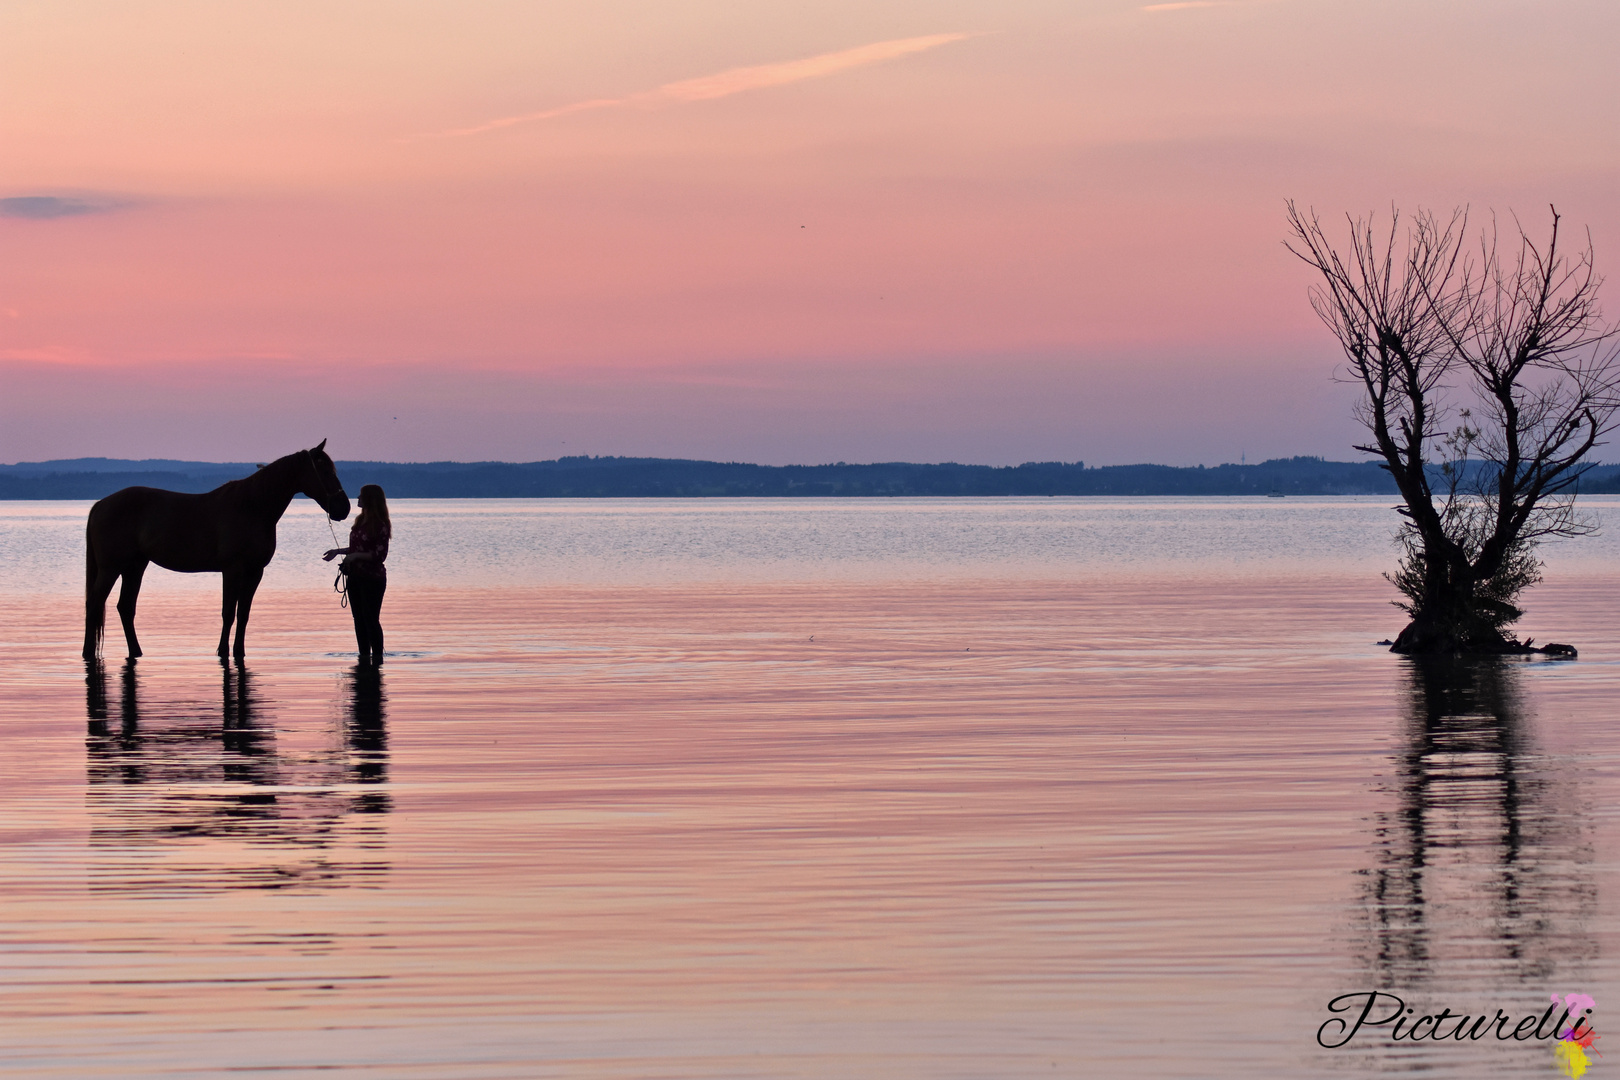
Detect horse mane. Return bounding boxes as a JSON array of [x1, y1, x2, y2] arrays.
[[213, 450, 305, 498]]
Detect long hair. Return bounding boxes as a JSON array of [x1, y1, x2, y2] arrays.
[[355, 484, 391, 538]]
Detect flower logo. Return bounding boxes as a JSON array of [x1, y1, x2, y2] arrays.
[[1554, 994, 1599, 1078]]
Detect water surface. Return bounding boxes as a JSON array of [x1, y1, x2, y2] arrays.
[[2, 498, 1617, 1077]]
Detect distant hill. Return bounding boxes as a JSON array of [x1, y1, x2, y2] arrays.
[[0, 459, 255, 500], [6, 454, 1618, 500], [1573, 468, 1620, 494], [0, 454, 1427, 499]]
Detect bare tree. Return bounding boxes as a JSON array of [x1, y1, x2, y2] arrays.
[[1287, 203, 1620, 653]]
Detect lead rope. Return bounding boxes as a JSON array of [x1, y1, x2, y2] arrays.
[[333, 535, 350, 609], [306, 450, 350, 608], [325, 497, 347, 609]]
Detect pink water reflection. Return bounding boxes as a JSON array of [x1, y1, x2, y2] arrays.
[[0, 571, 1616, 1077]]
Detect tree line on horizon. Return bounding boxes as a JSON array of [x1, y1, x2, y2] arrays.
[[0, 454, 1418, 499], [8, 453, 1620, 500]]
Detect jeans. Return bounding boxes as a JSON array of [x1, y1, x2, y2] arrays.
[[347, 573, 386, 662]]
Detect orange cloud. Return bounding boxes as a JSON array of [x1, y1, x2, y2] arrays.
[[421, 32, 973, 139]]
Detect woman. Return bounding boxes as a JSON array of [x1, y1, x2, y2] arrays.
[[323, 484, 391, 664]]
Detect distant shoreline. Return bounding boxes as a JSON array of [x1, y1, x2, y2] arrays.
[[6, 455, 1620, 500]]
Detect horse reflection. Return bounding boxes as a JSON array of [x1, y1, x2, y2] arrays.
[[83, 660, 390, 892], [85, 660, 274, 789], [1356, 657, 1595, 987]]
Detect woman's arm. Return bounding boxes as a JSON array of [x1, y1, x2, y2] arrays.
[[326, 530, 386, 563]]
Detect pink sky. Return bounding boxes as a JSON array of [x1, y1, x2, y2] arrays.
[[3, 0, 1618, 465]]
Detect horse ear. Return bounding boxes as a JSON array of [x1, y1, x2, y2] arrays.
[[314, 438, 327, 453]]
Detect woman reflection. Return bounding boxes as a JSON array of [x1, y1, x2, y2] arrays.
[[324, 483, 391, 665], [346, 663, 390, 813]]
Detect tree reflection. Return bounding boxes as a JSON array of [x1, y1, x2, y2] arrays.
[[83, 660, 391, 893], [1357, 656, 1595, 988]]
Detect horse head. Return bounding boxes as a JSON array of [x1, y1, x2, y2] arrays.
[[303, 439, 351, 521]]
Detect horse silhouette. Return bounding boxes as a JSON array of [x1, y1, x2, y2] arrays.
[[84, 441, 350, 660]]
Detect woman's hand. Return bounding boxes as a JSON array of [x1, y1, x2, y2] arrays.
[[322, 548, 344, 561]]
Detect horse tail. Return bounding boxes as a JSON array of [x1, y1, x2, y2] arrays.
[[85, 524, 104, 656]]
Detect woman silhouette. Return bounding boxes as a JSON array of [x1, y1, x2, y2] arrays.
[[324, 484, 391, 664]]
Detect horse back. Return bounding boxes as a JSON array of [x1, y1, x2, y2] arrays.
[[88, 486, 275, 574]]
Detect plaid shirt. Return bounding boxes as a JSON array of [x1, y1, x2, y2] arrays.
[[347, 521, 389, 580]]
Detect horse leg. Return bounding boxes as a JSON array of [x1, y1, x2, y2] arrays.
[[232, 567, 264, 659], [218, 573, 240, 658], [84, 550, 118, 662], [115, 560, 148, 659]]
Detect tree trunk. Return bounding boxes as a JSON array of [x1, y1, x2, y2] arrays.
[[1391, 612, 1515, 655], [1390, 560, 1520, 654]]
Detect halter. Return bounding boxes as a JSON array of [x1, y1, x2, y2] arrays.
[[303, 449, 347, 519]]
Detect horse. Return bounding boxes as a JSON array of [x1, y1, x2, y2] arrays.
[[83, 441, 350, 661]]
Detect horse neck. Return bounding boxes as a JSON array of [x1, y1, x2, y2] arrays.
[[242, 455, 306, 521]]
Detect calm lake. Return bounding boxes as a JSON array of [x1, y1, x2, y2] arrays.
[[2, 497, 1618, 1078]]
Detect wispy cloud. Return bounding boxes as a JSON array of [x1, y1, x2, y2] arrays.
[[1141, 0, 1279, 10], [420, 32, 973, 139], [0, 195, 129, 220]]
